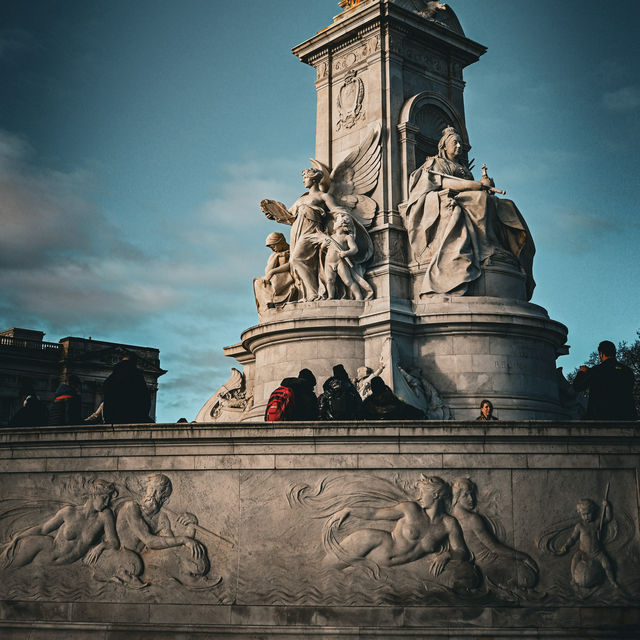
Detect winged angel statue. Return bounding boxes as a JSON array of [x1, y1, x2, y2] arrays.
[[260, 125, 381, 303]]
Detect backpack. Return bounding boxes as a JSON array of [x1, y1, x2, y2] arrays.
[[264, 385, 296, 422]]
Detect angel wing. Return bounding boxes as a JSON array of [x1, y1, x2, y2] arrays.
[[310, 124, 382, 228]]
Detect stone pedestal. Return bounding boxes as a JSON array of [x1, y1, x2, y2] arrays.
[[228, 295, 567, 421], [1, 422, 639, 639]]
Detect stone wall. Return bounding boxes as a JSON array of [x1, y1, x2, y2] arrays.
[[1, 422, 639, 639]]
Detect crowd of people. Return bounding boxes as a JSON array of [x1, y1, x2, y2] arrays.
[[264, 339, 637, 423], [6, 339, 637, 426], [7, 353, 152, 427]]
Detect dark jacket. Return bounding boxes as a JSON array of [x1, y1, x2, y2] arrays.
[[282, 377, 318, 421], [50, 383, 82, 426], [318, 376, 363, 420], [103, 360, 151, 424], [362, 385, 426, 421], [573, 358, 637, 420], [9, 395, 49, 427]]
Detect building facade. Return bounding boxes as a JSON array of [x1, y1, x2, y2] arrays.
[[0, 327, 166, 425]]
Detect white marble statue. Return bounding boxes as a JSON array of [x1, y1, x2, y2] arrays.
[[323, 213, 374, 300], [253, 232, 297, 314], [403, 126, 535, 300], [261, 125, 381, 302]]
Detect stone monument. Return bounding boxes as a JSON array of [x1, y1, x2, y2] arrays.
[[3, 3, 638, 639], [198, 0, 570, 422]]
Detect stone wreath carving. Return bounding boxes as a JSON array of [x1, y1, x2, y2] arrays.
[[336, 70, 365, 130]]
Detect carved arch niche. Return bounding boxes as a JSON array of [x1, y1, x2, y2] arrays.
[[397, 93, 469, 199]]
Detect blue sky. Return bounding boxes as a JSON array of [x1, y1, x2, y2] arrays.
[[1, 1, 638, 422]]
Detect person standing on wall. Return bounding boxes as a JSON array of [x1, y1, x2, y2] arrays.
[[573, 340, 637, 420], [103, 353, 152, 424]]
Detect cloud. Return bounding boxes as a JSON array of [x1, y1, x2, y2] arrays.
[[602, 85, 640, 112], [536, 208, 623, 254], [0, 130, 302, 420]]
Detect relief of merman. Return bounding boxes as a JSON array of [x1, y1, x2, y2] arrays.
[[322, 475, 480, 590]]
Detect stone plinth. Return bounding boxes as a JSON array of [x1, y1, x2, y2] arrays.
[[1, 422, 639, 639], [411, 297, 569, 420], [227, 296, 568, 421]]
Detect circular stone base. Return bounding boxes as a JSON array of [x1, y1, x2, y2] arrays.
[[234, 296, 570, 422]]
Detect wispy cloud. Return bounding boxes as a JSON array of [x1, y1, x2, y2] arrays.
[[0, 130, 302, 420], [537, 208, 625, 254], [602, 85, 640, 112]]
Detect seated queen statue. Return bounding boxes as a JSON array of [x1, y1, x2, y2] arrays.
[[403, 126, 535, 300]]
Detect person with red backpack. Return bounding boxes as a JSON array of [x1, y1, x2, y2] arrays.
[[265, 369, 318, 422]]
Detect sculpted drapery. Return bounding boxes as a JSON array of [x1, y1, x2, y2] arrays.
[[404, 127, 535, 299]]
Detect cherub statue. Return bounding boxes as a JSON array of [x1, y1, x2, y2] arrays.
[[261, 124, 381, 302], [323, 213, 374, 300]]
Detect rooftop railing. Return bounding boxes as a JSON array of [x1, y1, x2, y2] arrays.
[[0, 335, 62, 354]]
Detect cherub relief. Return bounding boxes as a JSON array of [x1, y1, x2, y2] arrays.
[[261, 125, 380, 302], [537, 485, 633, 595]]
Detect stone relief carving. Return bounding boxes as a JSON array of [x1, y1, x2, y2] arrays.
[[261, 124, 381, 302], [290, 474, 481, 593], [195, 368, 252, 422], [537, 485, 632, 596], [451, 477, 540, 599], [0, 474, 230, 594], [315, 60, 328, 81], [396, 363, 451, 419], [336, 70, 365, 130], [332, 37, 378, 76], [0, 478, 119, 570]]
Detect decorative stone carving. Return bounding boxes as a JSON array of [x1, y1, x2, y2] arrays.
[[0, 478, 119, 569], [195, 368, 252, 422], [451, 477, 540, 598], [396, 363, 451, 419], [401, 126, 536, 300], [315, 60, 328, 81], [353, 359, 386, 399], [253, 232, 297, 315], [289, 473, 481, 592], [261, 124, 381, 302], [537, 486, 629, 594], [0, 474, 227, 591], [336, 70, 365, 130]]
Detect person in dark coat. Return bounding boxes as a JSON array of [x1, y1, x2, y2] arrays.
[[475, 399, 498, 421], [291, 368, 319, 421], [8, 382, 49, 427], [103, 353, 152, 424], [50, 375, 83, 426], [318, 364, 363, 420], [362, 376, 426, 420], [573, 340, 637, 420]]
